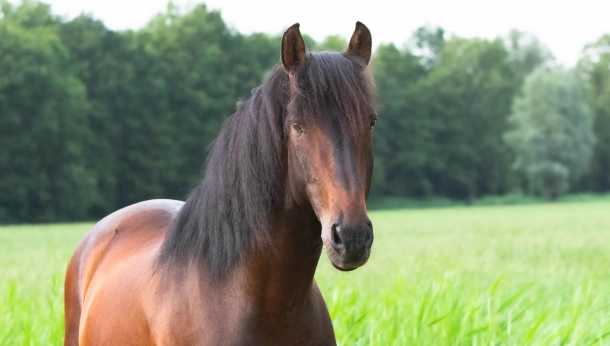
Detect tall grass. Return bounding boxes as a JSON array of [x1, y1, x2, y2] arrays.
[[316, 202, 610, 345], [1, 202, 610, 345], [0, 224, 89, 345], [367, 192, 610, 210]]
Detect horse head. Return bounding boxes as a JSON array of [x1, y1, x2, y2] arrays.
[[282, 22, 376, 271]]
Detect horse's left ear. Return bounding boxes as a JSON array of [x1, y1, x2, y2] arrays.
[[347, 21, 372, 66]]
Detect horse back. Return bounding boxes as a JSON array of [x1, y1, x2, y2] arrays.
[[64, 199, 183, 346]]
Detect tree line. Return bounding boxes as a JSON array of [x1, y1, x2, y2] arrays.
[[0, 0, 608, 223]]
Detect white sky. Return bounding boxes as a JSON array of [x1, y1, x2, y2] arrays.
[[42, 0, 610, 66]]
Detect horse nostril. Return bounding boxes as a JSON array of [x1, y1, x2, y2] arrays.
[[331, 223, 345, 251], [365, 221, 374, 249]]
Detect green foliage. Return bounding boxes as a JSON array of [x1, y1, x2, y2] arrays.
[[0, 0, 59, 29], [1, 1, 609, 222], [409, 25, 445, 70], [370, 42, 429, 196], [505, 29, 554, 88], [0, 10, 94, 222], [578, 34, 610, 192], [3, 202, 610, 344], [368, 192, 610, 210], [372, 32, 517, 200], [315, 35, 348, 52], [367, 196, 457, 210], [423, 37, 516, 199], [504, 67, 595, 200], [0, 1, 278, 222], [135, 4, 277, 202]]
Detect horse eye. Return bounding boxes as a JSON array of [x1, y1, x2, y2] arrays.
[[292, 122, 303, 134], [370, 116, 377, 131]]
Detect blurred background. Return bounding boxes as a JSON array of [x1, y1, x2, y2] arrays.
[[1, 0, 609, 224]]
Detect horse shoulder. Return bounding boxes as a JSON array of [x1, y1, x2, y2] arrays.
[[70, 199, 183, 344]]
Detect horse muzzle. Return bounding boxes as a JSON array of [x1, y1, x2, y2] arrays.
[[322, 217, 373, 271]]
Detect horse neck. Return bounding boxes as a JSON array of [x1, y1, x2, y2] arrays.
[[234, 198, 323, 319]]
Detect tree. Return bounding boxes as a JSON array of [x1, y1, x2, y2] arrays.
[[0, 1, 280, 223], [0, 4, 94, 222], [504, 67, 595, 200], [505, 29, 554, 88], [371, 31, 518, 200], [578, 34, 610, 192], [315, 35, 347, 51], [408, 25, 445, 70], [138, 3, 278, 202], [370, 43, 429, 196], [420, 37, 516, 199], [58, 15, 134, 217], [0, 0, 58, 29], [369, 26, 446, 198]]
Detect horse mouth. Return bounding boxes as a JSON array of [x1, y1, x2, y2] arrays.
[[323, 240, 370, 271], [329, 260, 359, 272]]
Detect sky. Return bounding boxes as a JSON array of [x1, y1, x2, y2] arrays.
[[41, 0, 610, 66]]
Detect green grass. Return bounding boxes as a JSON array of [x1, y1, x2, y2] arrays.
[[318, 202, 610, 345], [2, 202, 610, 345], [367, 192, 610, 210], [0, 223, 88, 345]]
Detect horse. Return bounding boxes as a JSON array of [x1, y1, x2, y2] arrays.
[[64, 22, 376, 346]]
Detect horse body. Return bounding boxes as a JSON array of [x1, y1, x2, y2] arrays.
[[65, 22, 375, 345], [65, 199, 334, 345], [65, 200, 177, 345]]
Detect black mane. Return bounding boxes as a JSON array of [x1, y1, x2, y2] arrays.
[[158, 51, 374, 280]]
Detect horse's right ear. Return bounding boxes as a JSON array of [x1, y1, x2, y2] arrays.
[[281, 23, 306, 71]]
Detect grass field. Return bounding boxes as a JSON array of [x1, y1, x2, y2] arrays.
[[1, 201, 609, 345]]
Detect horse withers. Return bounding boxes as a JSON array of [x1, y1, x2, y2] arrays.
[[64, 22, 377, 345]]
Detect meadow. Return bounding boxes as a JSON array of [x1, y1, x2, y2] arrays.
[[1, 201, 609, 345]]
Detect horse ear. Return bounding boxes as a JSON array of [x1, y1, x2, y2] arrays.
[[281, 23, 306, 70], [347, 21, 372, 66]]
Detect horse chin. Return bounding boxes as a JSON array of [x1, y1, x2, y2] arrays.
[[322, 240, 368, 272], [329, 260, 359, 272]]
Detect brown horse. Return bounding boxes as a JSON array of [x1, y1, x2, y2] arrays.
[[64, 22, 376, 346]]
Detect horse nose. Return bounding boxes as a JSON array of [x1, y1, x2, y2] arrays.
[[330, 223, 345, 253], [330, 219, 373, 255]]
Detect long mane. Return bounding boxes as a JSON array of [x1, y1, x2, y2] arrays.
[[158, 51, 374, 280]]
